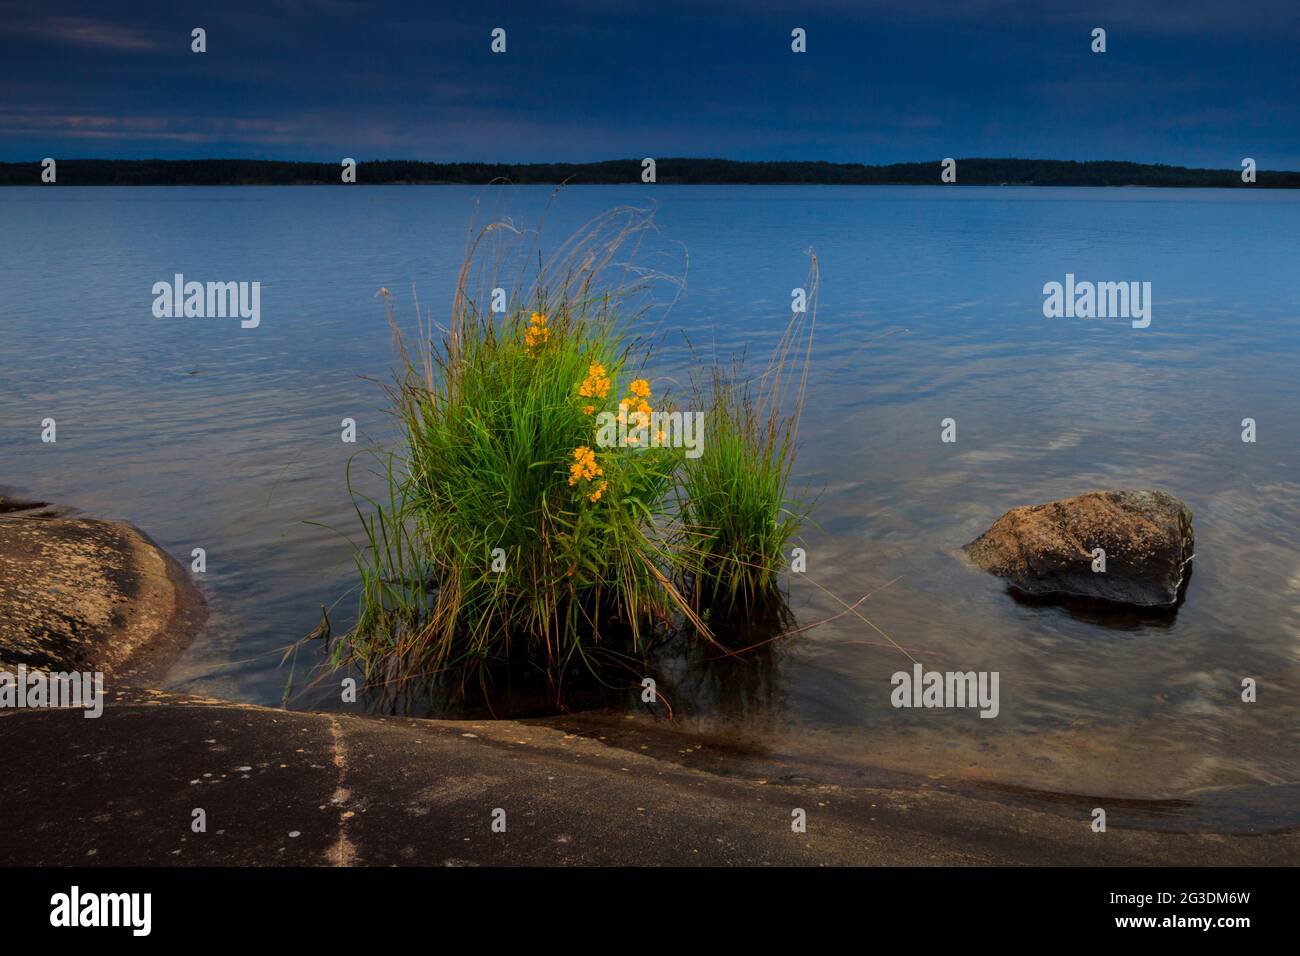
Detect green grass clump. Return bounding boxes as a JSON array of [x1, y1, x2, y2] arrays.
[[339, 210, 704, 692], [676, 366, 801, 617], [337, 210, 815, 696], [676, 259, 816, 620]]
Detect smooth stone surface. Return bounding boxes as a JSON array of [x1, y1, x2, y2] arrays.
[[0, 690, 1291, 866]]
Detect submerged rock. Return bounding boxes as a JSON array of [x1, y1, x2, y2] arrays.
[[965, 490, 1194, 607], [0, 493, 61, 518]]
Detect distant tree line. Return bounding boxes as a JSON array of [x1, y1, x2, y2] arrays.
[[2, 157, 1296, 187]]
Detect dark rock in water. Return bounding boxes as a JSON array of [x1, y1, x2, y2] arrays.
[[0, 494, 62, 518], [965, 490, 1194, 607]]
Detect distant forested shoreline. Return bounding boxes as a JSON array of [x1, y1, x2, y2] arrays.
[[3, 157, 1297, 187]]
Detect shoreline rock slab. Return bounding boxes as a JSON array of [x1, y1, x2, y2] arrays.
[[1, 692, 1291, 866], [0, 511, 206, 677], [965, 490, 1194, 607]]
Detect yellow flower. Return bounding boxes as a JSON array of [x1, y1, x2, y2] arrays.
[[567, 446, 602, 485], [583, 405, 595, 415], [525, 325, 549, 347], [578, 362, 611, 400], [524, 312, 549, 349], [629, 378, 652, 399], [588, 480, 608, 503], [636, 400, 652, 417]]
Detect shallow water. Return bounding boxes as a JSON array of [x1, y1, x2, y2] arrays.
[[2, 185, 1297, 816]]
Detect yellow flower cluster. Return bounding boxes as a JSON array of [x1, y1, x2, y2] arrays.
[[565, 373, 659, 504], [567, 445, 603, 486], [616, 378, 655, 444], [524, 312, 549, 348], [627, 378, 653, 417], [577, 362, 611, 415], [567, 446, 607, 502]]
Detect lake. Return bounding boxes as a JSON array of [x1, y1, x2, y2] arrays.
[[2, 184, 1297, 826]]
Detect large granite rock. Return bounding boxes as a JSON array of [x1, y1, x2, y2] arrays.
[[0, 497, 205, 676], [965, 490, 1194, 607]]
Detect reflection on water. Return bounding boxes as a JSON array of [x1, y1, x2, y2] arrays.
[[1001, 567, 1190, 627], [650, 630, 792, 726], [2, 185, 1298, 818]]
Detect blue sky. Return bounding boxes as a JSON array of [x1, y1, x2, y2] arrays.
[[2, 0, 1298, 168]]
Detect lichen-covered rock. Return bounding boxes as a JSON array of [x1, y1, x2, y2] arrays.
[[0, 509, 205, 675], [965, 490, 1194, 607]]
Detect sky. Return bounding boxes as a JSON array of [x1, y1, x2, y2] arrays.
[[2, 0, 1298, 168]]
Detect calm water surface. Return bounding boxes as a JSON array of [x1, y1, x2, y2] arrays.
[[3, 185, 1297, 819]]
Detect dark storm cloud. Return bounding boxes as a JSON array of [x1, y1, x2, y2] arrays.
[[1, 0, 1297, 167]]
